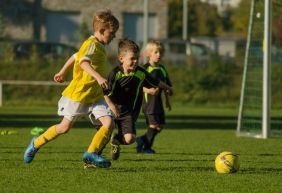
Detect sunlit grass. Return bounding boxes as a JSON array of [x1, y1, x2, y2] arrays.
[[0, 128, 282, 193]]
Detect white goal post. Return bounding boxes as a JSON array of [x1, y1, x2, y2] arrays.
[[237, 0, 272, 139]]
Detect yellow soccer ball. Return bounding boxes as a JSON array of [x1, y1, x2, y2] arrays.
[[215, 151, 240, 174]]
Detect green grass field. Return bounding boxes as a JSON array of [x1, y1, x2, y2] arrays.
[[1, 105, 282, 193], [1, 127, 282, 193]]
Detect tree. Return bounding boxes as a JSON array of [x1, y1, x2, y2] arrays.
[[0, 13, 5, 40], [273, 13, 282, 44], [168, 0, 222, 38], [230, 1, 251, 36], [77, 21, 91, 42]]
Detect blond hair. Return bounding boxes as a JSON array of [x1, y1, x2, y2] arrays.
[[118, 38, 140, 57], [93, 10, 119, 32], [145, 40, 165, 57]]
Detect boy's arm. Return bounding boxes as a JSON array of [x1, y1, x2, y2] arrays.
[[54, 54, 75, 83], [104, 95, 120, 118], [164, 91, 172, 111], [158, 81, 173, 96], [80, 60, 108, 89], [103, 69, 120, 118], [142, 67, 173, 96]]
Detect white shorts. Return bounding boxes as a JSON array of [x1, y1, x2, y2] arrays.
[[58, 96, 114, 121]]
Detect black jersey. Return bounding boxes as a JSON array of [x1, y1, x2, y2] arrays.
[[142, 63, 172, 114], [104, 65, 160, 118]]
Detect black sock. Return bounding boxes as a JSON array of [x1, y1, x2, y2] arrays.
[[144, 127, 160, 149], [112, 133, 125, 145]]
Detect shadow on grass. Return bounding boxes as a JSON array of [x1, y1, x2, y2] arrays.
[[0, 114, 238, 129], [240, 167, 282, 174], [110, 166, 214, 173], [2, 114, 282, 129]]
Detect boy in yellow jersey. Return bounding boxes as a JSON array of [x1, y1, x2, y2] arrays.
[[24, 10, 119, 168]]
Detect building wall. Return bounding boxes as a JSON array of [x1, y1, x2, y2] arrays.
[[200, 0, 241, 13], [3, 0, 168, 47]]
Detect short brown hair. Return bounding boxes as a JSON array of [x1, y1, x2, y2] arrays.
[[118, 38, 140, 56], [93, 10, 119, 32], [145, 40, 165, 56]]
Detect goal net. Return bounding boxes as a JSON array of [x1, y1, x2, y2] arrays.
[[237, 0, 273, 138]]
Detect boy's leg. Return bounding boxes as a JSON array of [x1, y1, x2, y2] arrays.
[[34, 118, 73, 148], [136, 115, 151, 153], [110, 120, 124, 160], [143, 126, 161, 152], [88, 113, 105, 155], [24, 118, 72, 163], [83, 115, 113, 168], [87, 120, 113, 153], [110, 132, 122, 160], [138, 114, 164, 153], [83, 99, 115, 168], [111, 116, 135, 160]]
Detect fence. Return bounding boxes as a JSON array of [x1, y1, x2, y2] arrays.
[[0, 80, 68, 106]]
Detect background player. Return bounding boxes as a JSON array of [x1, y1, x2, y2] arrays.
[[136, 40, 173, 154]]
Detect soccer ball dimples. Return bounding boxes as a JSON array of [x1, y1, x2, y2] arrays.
[[215, 151, 240, 174]]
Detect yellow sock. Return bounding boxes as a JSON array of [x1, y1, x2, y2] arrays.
[[87, 126, 112, 153], [34, 125, 59, 148]]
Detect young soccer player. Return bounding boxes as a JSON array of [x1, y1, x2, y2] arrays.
[[136, 40, 173, 154], [93, 38, 173, 160], [24, 10, 119, 168]]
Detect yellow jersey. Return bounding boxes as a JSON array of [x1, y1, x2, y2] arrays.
[[62, 36, 108, 103]]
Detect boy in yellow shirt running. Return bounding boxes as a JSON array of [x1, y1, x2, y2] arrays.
[[24, 10, 119, 168]]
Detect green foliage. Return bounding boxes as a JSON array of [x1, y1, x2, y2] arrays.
[[0, 13, 5, 40], [1, 128, 282, 193], [168, 0, 227, 38], [0, 58, 67, 81], [230, 1, 251, 36], [0, 55, 280, 107], [272, 13, 282, 44], [77, 21, 91, 42], [165, 56, 242, 104], [0, 57, 71, 106]]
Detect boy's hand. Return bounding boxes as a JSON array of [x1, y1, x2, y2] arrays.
[[166, 87, 173, 96], [54, 72, 65, 83], [109, 103, 120, 118], [144, 87, 159, 95], [166, 101, 172, 111], [104, 95, 119, 118], [150, 88, 159, 95], [96, 76, 108, 90]]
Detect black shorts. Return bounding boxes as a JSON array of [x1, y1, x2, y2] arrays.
[[144, 113, 165, 125], [115, 114, 136, 135]]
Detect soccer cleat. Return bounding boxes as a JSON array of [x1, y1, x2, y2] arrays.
[[136, 137, 144, 153], [110, 142, 121, 160], [83, 163, 97, 169], [97, 148, 104, 155], [142, 148, 156, 154], [24, 137, 39, 163], [82, 152, 111, 168]]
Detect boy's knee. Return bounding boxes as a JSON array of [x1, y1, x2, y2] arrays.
[[124, 134, 136, 145], [150, 124, 163, 131], [56, 125, 70, 134], [99, 116, 114, 130], [56, 121, 72, 134]]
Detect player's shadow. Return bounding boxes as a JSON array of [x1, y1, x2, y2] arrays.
[[240, 167, 282, 174], [110, 166, 214, 173]]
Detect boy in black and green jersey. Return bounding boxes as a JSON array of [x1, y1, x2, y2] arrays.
[[98, 38, 173, 160], [136, 40, 173, 154]]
